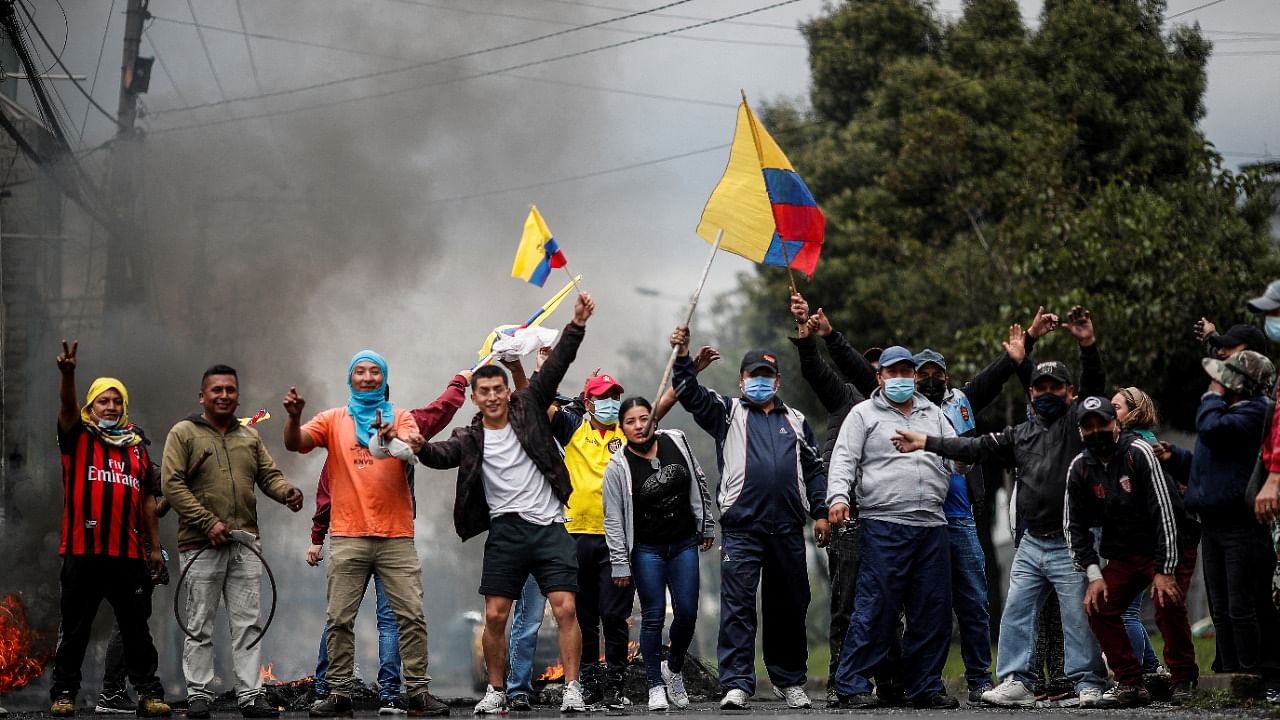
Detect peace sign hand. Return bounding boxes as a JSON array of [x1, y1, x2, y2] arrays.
[[56, 340, 78, 375]]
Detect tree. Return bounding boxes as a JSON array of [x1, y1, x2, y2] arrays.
[[731, 0, 1278, 430]]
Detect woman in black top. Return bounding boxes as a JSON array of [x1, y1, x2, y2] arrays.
[[602, 398, 714, 711]]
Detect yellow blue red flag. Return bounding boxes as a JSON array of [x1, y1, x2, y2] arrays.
[[512, 205, 568, 287], [478, 276, 580, 359], [696, 99, 825, 278]]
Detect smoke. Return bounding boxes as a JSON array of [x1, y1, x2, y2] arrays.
[[0, 0, 662, 703]]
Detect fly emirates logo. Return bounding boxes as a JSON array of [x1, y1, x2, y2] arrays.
[[89, 458, 142, 490]]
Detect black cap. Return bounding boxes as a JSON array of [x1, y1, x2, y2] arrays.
[[1209, 324, 1266, 353], [1030, 360, 1072, 386], [740, 349, 780, 374], [1077, 396, 1116, 425]]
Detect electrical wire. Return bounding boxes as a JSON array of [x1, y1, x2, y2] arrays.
[[185, 0, 230, 103], [149, 0, 705, 117], [147, 0, 804, 135], [14, 0, 124, 132], [78, 0, 116, 142], [536, 0, 798, 30], [144, 32, 191, 108]]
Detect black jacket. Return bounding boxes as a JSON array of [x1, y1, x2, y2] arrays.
[[790, 333, 866, 464], [925, 343, 1106, 535], [1181, 393, 1270, 525], [1065, 433, 1182, 575], [417, 321, 583, 541]]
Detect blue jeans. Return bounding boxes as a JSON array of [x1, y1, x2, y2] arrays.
[[948, 518, 993, 689], [314, 573, 403, 700], [632, 537, 701, 688], [995, 534, 1105, 691], [505, 575, 546, 697], [835, 519, 951, 700], [1122, 594, 1160, 672]]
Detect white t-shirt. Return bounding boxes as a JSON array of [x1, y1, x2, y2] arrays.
[[481, 424, 564, 525]]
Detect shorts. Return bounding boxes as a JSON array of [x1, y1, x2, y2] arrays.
[[479, 514, 579, 598]]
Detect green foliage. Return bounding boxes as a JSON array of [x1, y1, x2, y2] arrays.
[[734, 0, 1279, 429]]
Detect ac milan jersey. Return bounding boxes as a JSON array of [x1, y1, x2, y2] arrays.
[[57, 422, 155, 558]]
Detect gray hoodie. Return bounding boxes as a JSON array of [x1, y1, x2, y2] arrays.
[[827, 389, 956, 527], [602, 429, 716, 578]]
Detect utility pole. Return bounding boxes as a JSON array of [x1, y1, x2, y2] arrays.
[[103, 0, 149, 322]]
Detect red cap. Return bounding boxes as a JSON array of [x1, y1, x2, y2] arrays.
[[583, 374, 624, 398]]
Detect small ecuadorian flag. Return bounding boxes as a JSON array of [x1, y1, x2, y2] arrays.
[[696, 97, 825, 278], [512, 205, 568, 288]]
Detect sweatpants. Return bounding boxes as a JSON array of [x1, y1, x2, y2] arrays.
[[718, 527, 810, 695], [834, 519, 951, 701]]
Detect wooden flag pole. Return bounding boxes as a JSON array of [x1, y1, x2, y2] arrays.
[[652, 229, 725, 410], [562, 265, 585, 294]]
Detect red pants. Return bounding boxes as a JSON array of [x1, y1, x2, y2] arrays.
[[1086, 548, 1198, 685]]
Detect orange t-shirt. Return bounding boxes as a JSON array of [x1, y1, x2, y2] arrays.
[[302, 407, 417, 539]]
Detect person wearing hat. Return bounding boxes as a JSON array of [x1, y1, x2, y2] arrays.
[[910, 323, 1035, 704], [825, 345, 960, 709], [669, 324, 828, 710], [787, 292, 893, 705], [49, 341, 171, 719], [1064, 397, 1194, 707], [1247, 280, 1280, 527], [893, 306, 1109, 708], [1168, 349, 1280, 699], [546, 370, 633, 710], [1194, 320, 1267, 360]]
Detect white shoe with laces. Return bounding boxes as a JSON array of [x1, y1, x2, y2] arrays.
[[1078, 686, 1105, 707], [981, 678, 1036, 707], [561, 680, 587, 713], [473, 686, 505, 715], [647, 686, 668, 712], [660, 661, 689, 709], [720, 689, 750, 710], [778, 686, 812, 709]]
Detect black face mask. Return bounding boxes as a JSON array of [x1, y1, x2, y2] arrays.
[[1032, 394, 1070, 423], [627, 435, 657, 454], [918, 377, 947, 405], [1083, 430, 1118, 457]]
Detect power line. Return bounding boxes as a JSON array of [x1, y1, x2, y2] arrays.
[[77, 0, 115, 142], [185, 0, 230, 103], [147, 0, 803, 135], [149, 0, 704, 117], [14, 0, 124, 132], [144, 32, 191, 107], [537, 0, 799, 30], [233, 0, 266, 93]]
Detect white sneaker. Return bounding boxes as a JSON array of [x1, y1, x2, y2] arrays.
[[647, 686, 668, 712], [473, 685, 505, 715], [561, 680, 587, 713], [981, 678, 1036, 707], [1078, 686, 1105, 708], [778, 686, 811, 709], [660, 661, 689, 709], [720, 689, 750, 710]]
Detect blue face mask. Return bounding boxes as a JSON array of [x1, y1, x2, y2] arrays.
[[742, 376, 777, 405], [883, 377, 916, 403], [1266, 317, 1280, 344], [96, 415, 119, 430], [591, 398, 621, 426]]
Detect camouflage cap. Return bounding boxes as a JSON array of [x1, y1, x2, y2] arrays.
[[1202, 350, 1276, 395]]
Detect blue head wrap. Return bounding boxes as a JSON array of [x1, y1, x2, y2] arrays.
[[347, 350, 394, 448]]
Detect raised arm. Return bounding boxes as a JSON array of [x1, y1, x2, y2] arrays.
[[527, 293, 594, 410], [282, 386, 316, 453], [655, 346, 720, 422], [57, 340, 79, 432], [1064, 306, 1105, 398], [792, 332, 860, 415], [410, 371, 471, 438], [670, 326, 731, 440], [960, 324, 1026, 415]]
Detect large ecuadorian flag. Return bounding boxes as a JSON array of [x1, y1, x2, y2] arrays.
[[696, 99, 825, 278], [512, 205, 568, 287]]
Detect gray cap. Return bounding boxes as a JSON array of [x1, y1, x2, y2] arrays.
[[913, 348, 947, 372], [1247, 280, 1280, 313], [1202, 350, 1276, 394]]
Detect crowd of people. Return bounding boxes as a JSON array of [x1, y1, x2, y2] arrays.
[[42, 278, 1280, 716]]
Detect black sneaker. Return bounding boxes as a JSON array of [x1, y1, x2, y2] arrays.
[[507, 694, 533, 712], [240, 695, 279, 718], [95, 689, 135, 714], [187, 697, 212, 719], [405, 692, 449, 717], [1170, 681, 1197, 705], [379, 697, 408, 715], [837, 693, 878, 709], [602, 673, 624, 712], [308, 694, 353, 719], [1097, 684, 1151, 708], [967, 684, 993, 704], [913, 693, 959, 709]]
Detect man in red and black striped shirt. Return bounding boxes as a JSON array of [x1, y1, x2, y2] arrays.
[[48, 341, 171, 718]]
